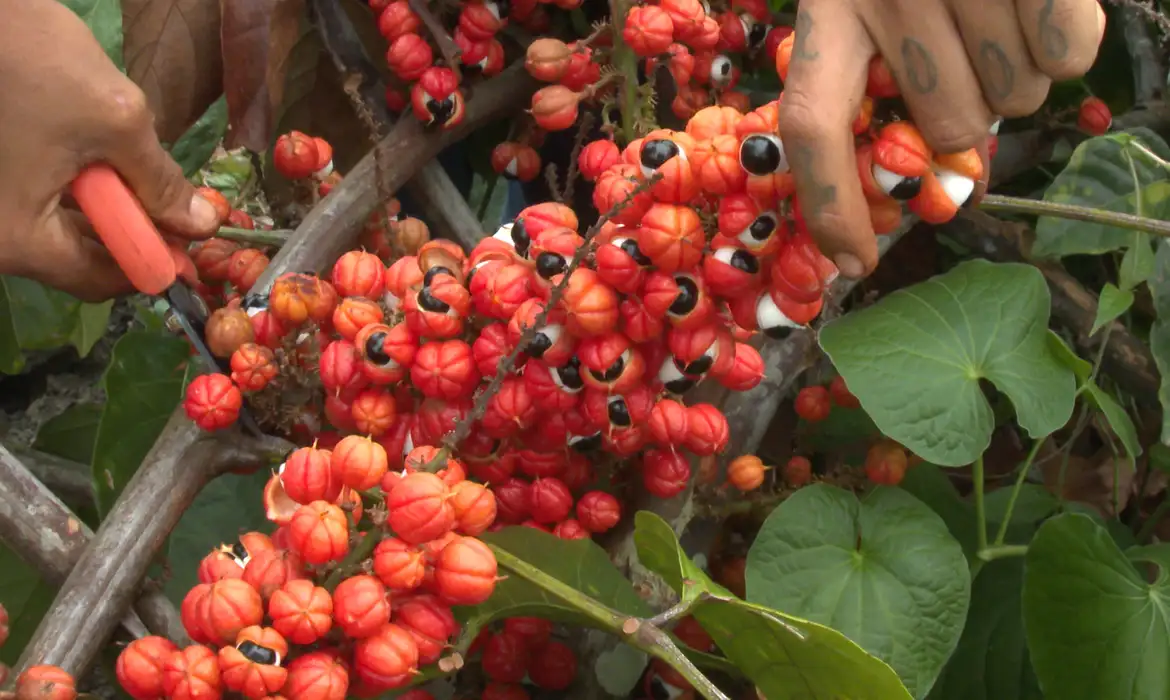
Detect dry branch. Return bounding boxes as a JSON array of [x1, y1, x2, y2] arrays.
[[19, 64, 536, 680], [7, 447, 94, 509], [0, 444, 178, 645], [311, 0, 486, 250], [943, 209, 1159, 404]]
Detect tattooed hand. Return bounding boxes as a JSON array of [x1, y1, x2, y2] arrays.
[[780, 0, 1107, 278]]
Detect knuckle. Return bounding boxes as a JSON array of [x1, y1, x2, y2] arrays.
[[1043, 51, 1097, 81], [919, 114, 989, 154], [101, 85, 152, 136], [777, 94, 838, 145], [991, 80, 1051, 118]]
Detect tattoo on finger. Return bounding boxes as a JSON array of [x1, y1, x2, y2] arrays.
[[1038, 0, 1069, 60], [901, 38, 939, 94], [978, 40, 1015, 100], [792, 10, 820, 61], [788, 144, 837, 219]]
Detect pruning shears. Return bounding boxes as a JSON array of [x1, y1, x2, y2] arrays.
[[70, 164, 264, 437]]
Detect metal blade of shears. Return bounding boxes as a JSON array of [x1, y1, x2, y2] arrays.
[[165, 283, 265, 438]]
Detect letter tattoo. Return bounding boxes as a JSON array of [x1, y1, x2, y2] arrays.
[[788, 144, 836, 219], [792, 10, 819, 61], [1038, 0, 1069, 60]]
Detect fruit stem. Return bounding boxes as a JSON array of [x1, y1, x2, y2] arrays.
[[215, 226, 292, 248], [992, 438, 1046, 546], [978, 194, 1170, 238], [608, 0, 639, 145], [489, 543, 731, 700], [322, 529, 384, 592]]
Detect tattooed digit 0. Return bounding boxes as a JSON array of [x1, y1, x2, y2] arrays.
[[901, 38, 938, 94], [788, 144, 836, 219], [791, 10, 819, 61], [978, 40, 1015, 101], [1038, 0, 1069, 61]]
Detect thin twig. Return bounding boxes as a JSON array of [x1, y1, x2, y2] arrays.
[[563, 111, 595, 203], [215, 226, 292, 247], [409, 0, 463, 80], [979, 194, 1170, 237]]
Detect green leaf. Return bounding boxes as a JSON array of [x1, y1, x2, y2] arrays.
[[0, 545, 57, 664], [927, 558, 1042, 700], [170, 96, 229, 178], [744, 485, 970, 699], [1092, 283, 1134, 335], [1151, 319, 1170, 444], [1119, 234, 1156, 290], [1033, 129, 1170, 258], [0, 277, 114, 374], [1023, 513, 1170, 699], [92, 332, 191, 517], [58, 0, 124, 70], [1047, 332, 1141, 465], [984, 484, 1058, 527], [819, 260, 1076, 467], [164, 471, 273, 603], [897, 465, 980, 560], [33, 403, 103, 466], [595, 644, 651, 697], [635, 511, 913, 700]]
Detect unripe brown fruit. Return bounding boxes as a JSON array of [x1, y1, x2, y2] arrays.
[[525, 38, 572, 82], [393, 216, 432, 255], [205, 307, 255, 358], [530, 86, 581, 132]]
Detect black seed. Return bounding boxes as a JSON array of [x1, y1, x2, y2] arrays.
[[527, 332, 552, 358], [608, 398, 632, 427], [365, 331, 392, 365], [556, 358, 584, 390], [664, 377, 696, 394], [571, 433, 602, 452], [618, 238, 652, 266], [764, 324, 796, 340], [677, 354, 713, 376], [871, 98, 910, 125], [714, 57, 732, 76], [465, 265, 480, 289], [418, 287, 450, 313], [748, 22, 768, 48], [511, 219, 531, 257], [590, 354, 626, 383], [230, 543, 248, 561], [730, 249, 759, 274], [242, 293, 269, 311], [748, 213, 777, 241], [495, 0, 510, 17], [237, 641, 278, 666], [427, 97, 457, 127], [889, 177, 923, 200], [535, 252, 568, 279], [740, 135, 782, 176], [669, 277, 699, 316], [424, 266, 455, 287], [640, 139, 680, 171]]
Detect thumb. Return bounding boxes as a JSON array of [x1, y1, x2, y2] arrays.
[[15, 209, 136, 302], [99, 101, 221, 241]]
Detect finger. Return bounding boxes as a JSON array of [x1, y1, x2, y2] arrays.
[[863, 1, 996, 154], [16, 208, 135, 302], [777, 0, 876, 278], [1016, 0, 1104, 80], [968, 135, 993, 206], [948, 0, 1052, 117], [96, 85, 220, 240]]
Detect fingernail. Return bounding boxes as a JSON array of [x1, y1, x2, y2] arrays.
[[833, 253, 865, 279], [190, 195, 219, 230]]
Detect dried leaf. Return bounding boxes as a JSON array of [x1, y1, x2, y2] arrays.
[[122, 0, 223, 142], [1039, 437, 1137, 517], [220, 0, 305, 151]]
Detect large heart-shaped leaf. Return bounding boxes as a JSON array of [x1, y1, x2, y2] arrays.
[[463, 527, 652, 631], [635, 512, 913, 700], [928, 558, 1041, 700], [1022, 513, 1170, 699], [745, 485, 969, 698], [59, 0, 124, 70], [1032, 130, 1170, 258], [819, 260, 1076, 466], [0, 277, 113, 374], [92, 331, 191, 516]]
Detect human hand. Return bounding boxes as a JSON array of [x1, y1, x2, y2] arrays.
[[778, 0, 1108, 278], [0, 0, 221, 302]]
